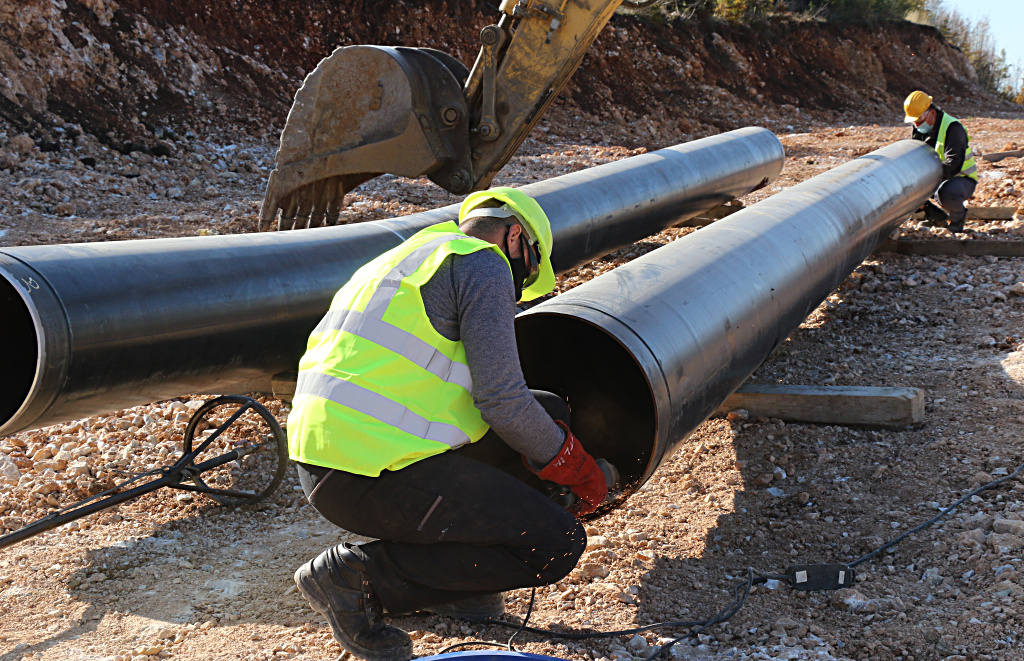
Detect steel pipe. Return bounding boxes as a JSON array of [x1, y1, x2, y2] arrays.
[[0, 128, 783, 435], [514, 141, 942, 509]]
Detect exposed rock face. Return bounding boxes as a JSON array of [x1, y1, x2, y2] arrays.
[[0, 0, 299, 151], [0, 1, 999, 158]]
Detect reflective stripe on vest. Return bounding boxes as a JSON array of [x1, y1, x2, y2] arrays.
[[961, 148, 978, 177], [300, 231, 473, 410], [288, 222, 500, 476], [313, 308, 473, 392], [363, 234, 465, 317], [296, 371, 471, 448], [936, 112, 978, 181]]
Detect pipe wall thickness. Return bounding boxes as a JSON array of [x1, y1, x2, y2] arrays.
[[0, 128, 783, 435], [514, 141, 942, 511]]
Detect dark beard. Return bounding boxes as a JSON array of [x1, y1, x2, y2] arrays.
[[508, 253, 530, 302]]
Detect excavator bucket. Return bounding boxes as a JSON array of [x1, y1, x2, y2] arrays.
[[260, 45, 473, 231]]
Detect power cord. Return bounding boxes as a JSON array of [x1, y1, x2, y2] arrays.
[[436, 459, 1024, 657], [440, 571, 767, 656], [438, 588, 538, 654], [848, 459, 1024, 568]]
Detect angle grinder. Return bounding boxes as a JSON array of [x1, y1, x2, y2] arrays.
[[548, 458, 621, 510]]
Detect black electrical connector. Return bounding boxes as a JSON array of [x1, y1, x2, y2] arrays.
[[784, 564, 855, 591]]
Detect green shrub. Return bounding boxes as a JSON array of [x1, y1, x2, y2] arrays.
[[800, 0, 925, 23], [715, 0, 773, 22]]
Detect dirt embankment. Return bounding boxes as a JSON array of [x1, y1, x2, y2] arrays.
[[0, 0, 1004, 160]]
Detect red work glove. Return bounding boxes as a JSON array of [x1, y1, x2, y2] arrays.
[[527, 421, 608, 517]]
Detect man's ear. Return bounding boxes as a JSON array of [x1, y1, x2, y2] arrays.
[[505, 224, 523, 256]]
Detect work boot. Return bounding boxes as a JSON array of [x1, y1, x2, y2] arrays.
[[294, 544, 412, 661], [920, 200, 949, 226], [947, 210, 966, 234], [426, 592, 506, 622]]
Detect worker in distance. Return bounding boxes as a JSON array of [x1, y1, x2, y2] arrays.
[[903, 90, 978, 234], [286, 188, 609, 661]]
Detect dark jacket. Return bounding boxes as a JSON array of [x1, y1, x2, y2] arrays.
[[911, 108, 970, 181]]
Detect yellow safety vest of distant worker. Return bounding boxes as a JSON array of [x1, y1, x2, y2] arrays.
[[903, 90, 977, 181], [935, 112, 977, 181], [287, 188, 555, 477]]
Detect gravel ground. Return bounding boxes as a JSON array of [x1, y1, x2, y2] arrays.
[[2, 107, 1024, 661]]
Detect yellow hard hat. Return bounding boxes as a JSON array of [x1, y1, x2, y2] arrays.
[[903, 90, 933, 123], [459, 187, 555, 302]]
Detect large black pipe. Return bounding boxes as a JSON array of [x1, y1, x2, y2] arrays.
[[514, 141, 942, 509], [0, 128, 783, 435]]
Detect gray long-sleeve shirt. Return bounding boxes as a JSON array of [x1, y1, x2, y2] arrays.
[[419, 249, 563, 465]]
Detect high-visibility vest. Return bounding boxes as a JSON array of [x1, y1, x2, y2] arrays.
[[287, 222, 503, 476], [936, 112, 978, 181]]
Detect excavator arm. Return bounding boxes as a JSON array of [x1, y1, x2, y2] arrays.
[[261, 0, 646, 230]]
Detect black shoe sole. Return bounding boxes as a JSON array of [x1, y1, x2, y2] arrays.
[[294, 562, 412, 661]]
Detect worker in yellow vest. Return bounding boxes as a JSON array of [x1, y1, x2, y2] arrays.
[[903, 91, 978, 233], [287, 187, 607, 661]]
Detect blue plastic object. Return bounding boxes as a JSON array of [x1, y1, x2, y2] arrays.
[[418, 652, 569, 661]]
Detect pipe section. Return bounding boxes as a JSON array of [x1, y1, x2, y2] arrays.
[[0, 128, 783, 435], [514, 141, 942, 509]]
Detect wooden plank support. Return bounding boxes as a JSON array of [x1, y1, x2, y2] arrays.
[[908, 207, 1017, 221], [713, 384, 924, 426], [967, 207, 1018, 220], [980, 150, 1024, 163], [875, 238, 1024, 257]]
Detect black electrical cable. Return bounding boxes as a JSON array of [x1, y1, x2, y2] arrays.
[[645, 567, 758, 660], [436, 460, 1024, 657], [437, 588, 538, 654], [461, 569, 766, 660], [507, 587, 537, 651], [849, 458, 1024, 568]]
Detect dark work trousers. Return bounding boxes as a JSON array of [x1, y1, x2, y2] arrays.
[[935, 176, 977, 226], [296, 390, 586, 615]]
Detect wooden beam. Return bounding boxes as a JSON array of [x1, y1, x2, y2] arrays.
[[909, 207, 1017, 221], [875, 238, 1024, 257], [967, 207, 1017, 220], [980, 150, 1023, 163], [714, 384, 924, 426]]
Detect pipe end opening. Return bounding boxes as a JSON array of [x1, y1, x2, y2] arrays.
[[0, 276, 39, 429], [517, 314, 657, 491]]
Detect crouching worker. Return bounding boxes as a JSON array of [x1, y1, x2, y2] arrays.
[[287, 188, 607, 661], [903, 90, 978, 233]]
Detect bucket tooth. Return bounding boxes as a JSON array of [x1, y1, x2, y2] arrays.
[[279, 192, 300, 232], [306, 179, 330, 229], [324, 176, 344, 226], [260, 45, 473, 230], [293, 185, 315, 230]]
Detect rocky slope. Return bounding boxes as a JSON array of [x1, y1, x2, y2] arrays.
[[0, 0, 1007, 163]]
